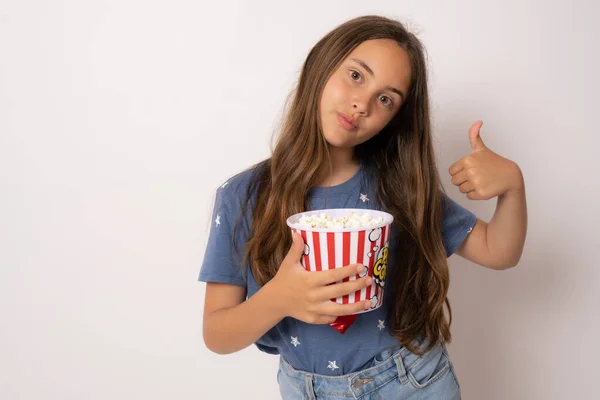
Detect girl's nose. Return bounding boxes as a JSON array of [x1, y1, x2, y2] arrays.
[[352, 99, 368, 116]]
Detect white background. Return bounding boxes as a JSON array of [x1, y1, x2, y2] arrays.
[[1, 0, 599, 399]]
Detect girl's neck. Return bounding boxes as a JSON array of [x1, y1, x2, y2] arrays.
[[314, 146, 360, 187]]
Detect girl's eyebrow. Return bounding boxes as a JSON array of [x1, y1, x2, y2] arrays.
[[350, 58, 405, 101]]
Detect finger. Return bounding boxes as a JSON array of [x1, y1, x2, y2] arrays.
[[320, 299, 372, 316], [467, 190, 485, 201], [313, 263, 364, 286], [469, 120, 486, 152], [459, 181, 475, 194], [451, 170, 469, 187], [313, 315, 338, 325], [286, 231, 305, 262], [448, 159, 465, 176], [317, 276, 373, 300]]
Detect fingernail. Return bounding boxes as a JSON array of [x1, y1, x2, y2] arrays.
[[357, 264, 365, 272], [364, 301, 371, 310], [365, 277, 373, 286]]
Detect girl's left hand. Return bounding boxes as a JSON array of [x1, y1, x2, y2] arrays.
[[448, 120, 524, 200]]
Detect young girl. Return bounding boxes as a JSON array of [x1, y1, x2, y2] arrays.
[[199, 15, 527, 399]]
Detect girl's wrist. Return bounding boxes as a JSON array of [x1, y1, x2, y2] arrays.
[[262, 279, 289, 320]]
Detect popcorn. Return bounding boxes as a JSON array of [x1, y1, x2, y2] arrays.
[[295, 211, 384, 230]]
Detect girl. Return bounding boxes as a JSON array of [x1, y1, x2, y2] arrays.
[[199, 15, 527, 399]]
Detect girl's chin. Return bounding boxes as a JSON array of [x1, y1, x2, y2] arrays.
[[323, 128, 365, 147], [325, 132, 354, 147], [323, 138, 356, 149]]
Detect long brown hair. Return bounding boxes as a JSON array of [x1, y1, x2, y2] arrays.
[[231, 15, 452, 355]]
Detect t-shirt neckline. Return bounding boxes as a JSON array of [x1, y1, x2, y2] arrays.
[[308, 162, 364, 198]]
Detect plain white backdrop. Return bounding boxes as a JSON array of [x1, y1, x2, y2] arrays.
[[1, 0, 599, 399]]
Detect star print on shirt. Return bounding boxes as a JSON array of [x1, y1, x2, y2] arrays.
[[377, 320, 385, 331], [467, 225, 473, 233], [221, 181, 229, 188], [215, 215, 221, 226], [290, 336, 301, 347], [360, 193, 369, 202], [327, 361, 339, 370]]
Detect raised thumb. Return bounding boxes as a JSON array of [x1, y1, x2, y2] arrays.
[[468, 120, 486, 152]]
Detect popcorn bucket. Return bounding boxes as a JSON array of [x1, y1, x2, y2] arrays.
[[286, 208, 393, 333]]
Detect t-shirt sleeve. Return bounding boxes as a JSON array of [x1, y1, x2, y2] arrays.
[[440, 193, 478, 257], [198, 187, 246, 287]]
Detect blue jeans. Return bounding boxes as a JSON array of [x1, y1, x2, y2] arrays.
[[277, 342, 461, 399]]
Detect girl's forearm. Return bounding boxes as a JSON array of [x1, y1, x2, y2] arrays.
[[486, 171, 528, 268], [202, 282, 284, 355]]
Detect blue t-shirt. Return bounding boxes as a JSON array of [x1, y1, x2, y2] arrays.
[[198, 162, 477, 376]]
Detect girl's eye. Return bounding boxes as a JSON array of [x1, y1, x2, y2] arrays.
[[349, 70, 362, 81], [379, 95, 393, 108]]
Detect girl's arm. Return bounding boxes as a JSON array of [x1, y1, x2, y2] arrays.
[[455, 173, 527, 269], [202, 233, 373, 354], [202, 281, 283, 355], [449, 121, 527, 270]]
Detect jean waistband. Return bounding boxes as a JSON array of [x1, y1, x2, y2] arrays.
[[278, 345, 414, 399]]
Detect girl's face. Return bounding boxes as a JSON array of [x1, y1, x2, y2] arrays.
[[319, 39, 412, 149]]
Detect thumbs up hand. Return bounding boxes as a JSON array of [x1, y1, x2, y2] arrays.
[[448, 121, 524, 200]]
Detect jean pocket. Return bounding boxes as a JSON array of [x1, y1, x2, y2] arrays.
[[447, 356, 461, 390], [278, 370, 306, 400], [405, 344, 452, 389]]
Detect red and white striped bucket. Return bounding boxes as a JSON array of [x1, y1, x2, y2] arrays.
[[286, 208, 393, 314]]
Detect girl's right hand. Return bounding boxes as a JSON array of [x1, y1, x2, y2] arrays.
[[268, 232, 374, 325]]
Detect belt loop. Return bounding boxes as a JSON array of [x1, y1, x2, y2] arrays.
[[305, 374, 316, 399], [393, 351, 409, 384]]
